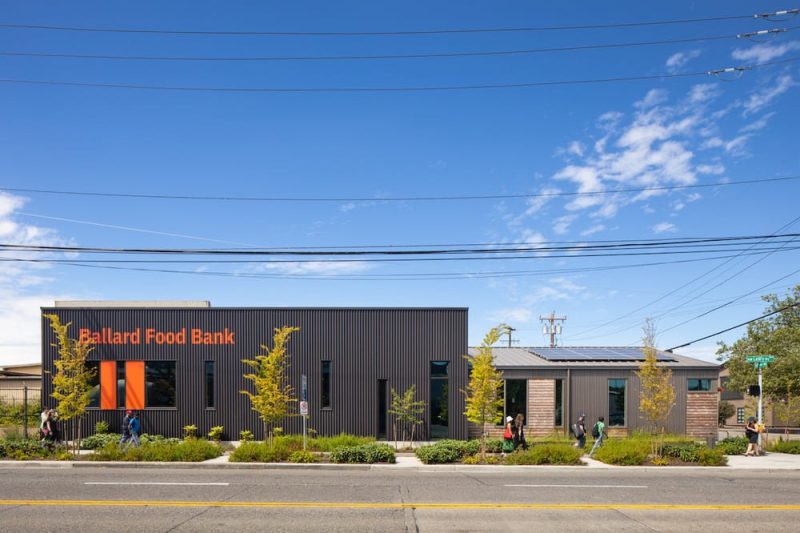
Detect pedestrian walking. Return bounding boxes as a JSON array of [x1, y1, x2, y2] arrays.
[[129, 412, 141, 447], [588, 416, 606, 457], [744, 417, 760, 456], [572, 413, 587, 449], [502, 416, 515, 454], [119, 410, 132, 446], [513, 413, 528, 451]]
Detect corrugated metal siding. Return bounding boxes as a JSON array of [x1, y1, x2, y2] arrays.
[[41, 308, 467, 440]]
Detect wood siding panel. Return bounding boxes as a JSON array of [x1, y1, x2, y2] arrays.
[[686, 392, 718, 437], [528, 379, 555, 436]]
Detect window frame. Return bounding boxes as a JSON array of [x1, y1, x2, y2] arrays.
[[503, 379, 528, 423], [86, 361, 100, 409], [688, 378, 712, 392], [736, 407, 745, 424], [144, 360, 177, 409], [205, 360, 215, 410], [321, 360, 332, 410]]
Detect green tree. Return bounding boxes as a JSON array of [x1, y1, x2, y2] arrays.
[[718, 400, 735, 426], [462, 327, 504, 459], [636, 319, 675, 457], [43, 314, 96, 454], [240, 326, 300, 446], [717, 286, 800, 415], [387, 384, 426, 449]]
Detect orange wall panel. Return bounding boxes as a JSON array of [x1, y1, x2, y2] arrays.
[[126, 361, 145, 410], [99, 361, 117, 410]]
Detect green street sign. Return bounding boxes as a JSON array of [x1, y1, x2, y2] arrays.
[[746, 355, 775, 367]]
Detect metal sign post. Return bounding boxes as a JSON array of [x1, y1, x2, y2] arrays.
[[301, 374, 308, 451], [746, 355, 775, 448]]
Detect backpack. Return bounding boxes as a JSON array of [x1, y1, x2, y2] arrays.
[[591, 423, 600, 439], [572, 422, 584, 437]]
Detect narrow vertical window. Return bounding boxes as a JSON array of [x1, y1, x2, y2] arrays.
[[430, 361, 449, 439], [504, 380, 527, 421], [554, 379, 564, 426], [117, 362, 126, 408], [86, 361, 100, 408], [736, 407, 745, 424], [205, 361, 215, 409], [145, 361, 176, 408], [608, 379, 627, 427], [321, 361, 331, 409]]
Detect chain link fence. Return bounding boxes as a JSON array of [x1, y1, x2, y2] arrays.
[[0, 386, 42, 439]]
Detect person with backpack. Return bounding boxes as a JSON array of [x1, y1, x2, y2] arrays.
[[513, 413, 529, 451], [588, 416, 606, 457], [572, 413, 586, 449], [129, 412, 141, 447], [119, 410, 133, 446]]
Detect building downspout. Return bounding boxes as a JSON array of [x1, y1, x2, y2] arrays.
[[565, 368, 571, 436]]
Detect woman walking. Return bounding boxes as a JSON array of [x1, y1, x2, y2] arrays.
[[744, 417, 760, 456], [513, 413, 528, 451], [502, 416, 514, 454]]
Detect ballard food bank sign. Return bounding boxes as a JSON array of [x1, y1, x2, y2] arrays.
[[79, 327, 236, 345]]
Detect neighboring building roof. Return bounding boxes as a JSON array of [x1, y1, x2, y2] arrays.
[[467, 346, 720, 369], [0, 363, 41, 377], [53, 300, 211, 308]]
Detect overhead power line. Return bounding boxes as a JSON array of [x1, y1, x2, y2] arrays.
[[0, 12, 782, 36], [666, 301, 800, 351], [2, 233, 798, 257], [1, 56, 797, 93], [4, 29, 793, 62], [2, 175, 798, 203]]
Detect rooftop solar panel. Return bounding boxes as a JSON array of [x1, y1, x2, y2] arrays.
[[529, 346, 676, 362]]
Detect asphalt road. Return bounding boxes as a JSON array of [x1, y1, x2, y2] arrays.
[[1, 466, 799, 532]]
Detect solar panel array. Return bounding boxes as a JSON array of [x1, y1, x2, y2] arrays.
[[528, 346, 677, 362]]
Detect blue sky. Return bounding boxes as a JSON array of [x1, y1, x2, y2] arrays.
[[1, 1, 799, 365]]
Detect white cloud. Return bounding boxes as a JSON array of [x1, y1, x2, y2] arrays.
[[635, 89, 669, 109], [665, 49, 701, 72], [524, 277, 586, 305], [740, 111, 775, 133], [253, 261, 371, 276], [743, 75, 796, 115], [488, 307, 533, 324], [552, 215, 577, 235], [687, 83, 719, 104], [696, 163, 725, 175], [700, 137, 724, 149], [652, 222, 677, 234], [0, 193, 75, 366], [580, 224, 606, 237], [731, 41, 800, 64], [725, 135, 751, 156]]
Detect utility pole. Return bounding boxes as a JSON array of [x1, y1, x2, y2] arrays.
[[540, 312, 567, 348], [497, 324, 517, 348]]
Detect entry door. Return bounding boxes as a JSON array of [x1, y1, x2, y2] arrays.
[[378, 379, 387, 439]]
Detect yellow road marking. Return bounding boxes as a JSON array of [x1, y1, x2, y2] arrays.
[[1, 500, 800, 511]]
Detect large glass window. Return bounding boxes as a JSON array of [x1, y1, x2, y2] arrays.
[[504, 380, 527, 421], [430, 361, 449, 439], [688, 379, 712, 391], [608, 379, 627, 426], [321, 361, 331, 409], [554, 379, 564, 426], [205, 361, 215, 409], [146, 361, 176, 408], [86, 361, 100, 408]]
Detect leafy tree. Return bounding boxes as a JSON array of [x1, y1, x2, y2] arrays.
[[462, 327, 504, 459], [43, 314, 96, 454], [717, 286, 800, 413], [387, 384, 426, 449], [240, 326, 300, 446], [636, 319, 675, 457], [718, 400, 735, 426]]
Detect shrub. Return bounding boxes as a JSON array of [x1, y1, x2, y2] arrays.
[[330, 443, 395, 464], [504, 444, 583, 465], [81, 433, 122, 450], [289, 450, 317, 463], [309, 433, 374, 452], [716, 437, 748, 455], [592, 439, 649, 465], [208, 426, 224, 442], [769, 439, 800, 454], [239, 430, 254, 442], [662, 442, 704, 462], [94, 421, 110, 434], [229, 440, 291, 463], [696, 447, 727, 466], [183, 425, 198, 439], [415, 440, 474, 464], [90, 439, 222, 462], [0, 438, 63, 460]]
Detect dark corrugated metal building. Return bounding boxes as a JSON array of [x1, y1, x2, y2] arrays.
[[41, 302, 468, 440]]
